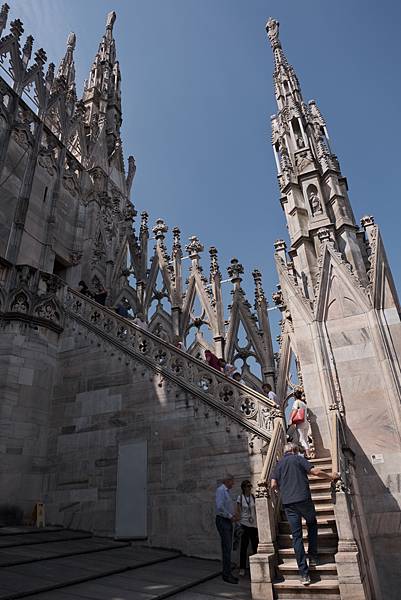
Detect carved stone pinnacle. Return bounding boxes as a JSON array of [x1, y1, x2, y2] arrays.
[[152, 218, 168, 240], [186, 236, 204, 258], [274, 239, 287, 253], [227, 258, 244, 282], [360, 215, 375, 230], [209, 246, 220, 276], [266, 17, 280, 50]]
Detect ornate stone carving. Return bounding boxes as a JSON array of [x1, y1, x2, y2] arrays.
[[307, 184, 323, 216]]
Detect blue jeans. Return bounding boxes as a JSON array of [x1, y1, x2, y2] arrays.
[[284, 499, 318, 576], [216, 516, 233, 578]]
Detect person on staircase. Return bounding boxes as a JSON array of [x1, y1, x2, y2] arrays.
[[215, 474, 239, 584], [262, 382, 279, 405], [290, 389, 310, 457], [271, 442, 339, 586], [236, 480, 258, 576]]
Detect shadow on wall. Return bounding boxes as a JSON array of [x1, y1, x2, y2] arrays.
[[346, 429, 401, 600], [307, 408, 331, 459]]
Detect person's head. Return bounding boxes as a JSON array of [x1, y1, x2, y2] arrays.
[[294, 389, 304, 401], [223, 473, 234, 489], [241, 480, 253, 496], [204, 350, 212, 359], [284, 442, 299, 455], [78, 280, 86, 288], [232, 372, 241, 382], [262, 383, 272, 393]]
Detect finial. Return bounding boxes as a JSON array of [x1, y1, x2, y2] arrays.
[[106, 11, 116, 31], [45, 62, 55, 86], [34, 48, 47, 68], [360, 215, 375, 230], [266, 17, 281, 49], [67, 32, 76, 50], [126, 156, 136, 197], [172, 227, 182, 256], [252, 269, 266, 303], [209, 247, 221, 277], [140, 211, 149, 236], [227, 258, 244, 283], [186, 236, 204, 258], [22, 35, 33, 64], [10, 18, 24, 39], [152, 218, 168, 241]]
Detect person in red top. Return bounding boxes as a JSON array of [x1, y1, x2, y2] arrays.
[[204, 350, 222, 371]]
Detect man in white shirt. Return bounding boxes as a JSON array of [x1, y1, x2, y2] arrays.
[[262, 382, 279, 405], [215, 474, 238, 584]]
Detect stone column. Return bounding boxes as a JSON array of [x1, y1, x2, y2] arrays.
[[249, 486, 276, 600]]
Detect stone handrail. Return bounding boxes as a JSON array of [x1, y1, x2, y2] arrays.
[[258, 417, 286, 490], [64, 288, 281, 442]]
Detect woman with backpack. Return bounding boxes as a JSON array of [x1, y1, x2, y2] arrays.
[[236, 480, 258, 576], [290, 389, 310, 457]]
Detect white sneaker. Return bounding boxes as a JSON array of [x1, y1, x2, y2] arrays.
[[239, 569, 245, 576]]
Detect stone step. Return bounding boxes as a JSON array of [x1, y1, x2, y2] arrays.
[[310, 494, 333, 503], [277, 561, 337, 580], [278, 547, 337, 559], [279, 521, 337, 535], [308, 457, 332, 465], [309, 481, 332, 491], [281, 505, 335, 517], [308, 465, 333, 475], [273, 579, 340, 599], [278, 531, 338, 548]]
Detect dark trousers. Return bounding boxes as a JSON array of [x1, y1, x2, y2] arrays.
[[215, 516, 233, 578], [239, 525, 259, 569], [284, 499, 318, 576]]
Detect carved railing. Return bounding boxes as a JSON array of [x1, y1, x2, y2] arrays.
[[331, 408, 378, 600], [64, 288, 281, 442], [255, 417, 286, 548]]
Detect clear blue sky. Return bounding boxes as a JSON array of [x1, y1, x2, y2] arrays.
[[10, 1, 401, 337]]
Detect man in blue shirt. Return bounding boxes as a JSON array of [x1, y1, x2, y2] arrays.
[[215, 474, 239, 584], [271, 443, 339, 586]]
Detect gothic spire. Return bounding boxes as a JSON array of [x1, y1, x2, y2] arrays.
[[83, 11, 122, 158], [56, 32, 76, 93], [266, 18, 367, 296]]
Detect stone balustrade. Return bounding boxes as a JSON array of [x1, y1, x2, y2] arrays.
[[65, 288, 281, 442]]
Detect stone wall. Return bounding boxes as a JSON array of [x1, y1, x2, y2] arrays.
[[0, 321, 58, 514], [45, 319, 263, 557]]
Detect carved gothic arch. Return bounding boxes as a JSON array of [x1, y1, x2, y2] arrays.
[[181, 270, 217, 339], [225, 291, 269, 374], [148, 305, 173, 343], [314, 244, 371, 321]]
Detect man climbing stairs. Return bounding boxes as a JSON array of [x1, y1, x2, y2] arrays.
[[273, 456, 340, 599]]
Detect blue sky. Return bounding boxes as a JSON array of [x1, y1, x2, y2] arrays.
[[9, 0, 401, 335]]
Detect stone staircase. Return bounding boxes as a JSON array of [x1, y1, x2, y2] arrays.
[[273, 456, 340, 600], [64, 288, 280, 443]]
